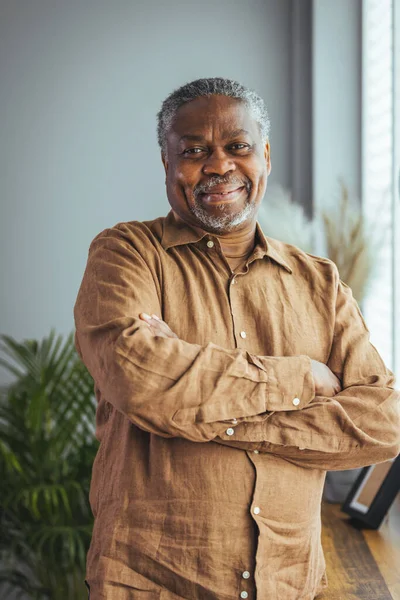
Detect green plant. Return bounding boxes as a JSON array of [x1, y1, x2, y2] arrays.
[[0, 330, 98, 599]]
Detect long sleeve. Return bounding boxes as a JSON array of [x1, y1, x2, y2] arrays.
[[216, 277, 400, 470], [74, 226, 315, 443]]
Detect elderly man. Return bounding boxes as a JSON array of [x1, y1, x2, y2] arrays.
[[74, 77, 400, 600]]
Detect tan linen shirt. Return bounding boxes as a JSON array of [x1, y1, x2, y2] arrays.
[[74, 209, 400, 600]]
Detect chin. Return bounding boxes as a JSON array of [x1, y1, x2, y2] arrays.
[[190, 201, 256, 233]]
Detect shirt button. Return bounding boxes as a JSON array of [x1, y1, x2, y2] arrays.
[[206, 240, 214, 248], [231, 278, 236, 284], [231, 418, 238, 424], [242, 571, 251, 579], [226, 427, 235, 436], [240, 592, 248, 599], [293, 397, 301, 406], [240, 331, 247, 339], [253, 506, 261, 515], [253, 450, 259, 454]]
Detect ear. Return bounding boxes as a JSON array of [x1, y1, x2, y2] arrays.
[[161, 152, 168, 179], [264, 141, 271, 175]]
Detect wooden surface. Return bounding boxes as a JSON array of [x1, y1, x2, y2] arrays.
[[319, 496, 400, 599]]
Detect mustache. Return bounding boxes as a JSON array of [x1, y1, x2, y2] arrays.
[[194, 176, 251, 198]]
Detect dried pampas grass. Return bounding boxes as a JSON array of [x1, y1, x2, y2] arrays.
[[322, 181, 379, 303], [258, 185, 314, 253], [259, 180, 381, 304]]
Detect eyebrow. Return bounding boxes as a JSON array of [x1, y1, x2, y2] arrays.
[[179, 129, 252, 143], [225, 128, 251, 138]]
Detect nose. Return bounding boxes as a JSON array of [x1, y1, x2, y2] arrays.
[[202, 148, 236, 177]]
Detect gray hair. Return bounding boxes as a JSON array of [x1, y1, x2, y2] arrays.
[[157, 77, 270, 155]]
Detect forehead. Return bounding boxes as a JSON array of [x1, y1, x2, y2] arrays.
[[169, 95, 260, 140]]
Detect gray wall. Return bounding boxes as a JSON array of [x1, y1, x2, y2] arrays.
[[0, 0, 294, 342], [312, 0, 362, 210]]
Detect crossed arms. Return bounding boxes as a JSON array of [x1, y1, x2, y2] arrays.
[[74, 227, 400, 471]]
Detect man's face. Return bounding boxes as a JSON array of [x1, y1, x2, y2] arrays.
[[162, 95, 271, 233]]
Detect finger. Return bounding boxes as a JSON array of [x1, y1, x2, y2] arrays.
[[139, 312, 152, 322], [149, 314, 173, 334], [139, 313, 177, 338], [149, 328, 168, 338], [140, 313, 164, 329], [334, 375, 342, 393], [151, 314, 172, 333], [148, 322, 172, 338], [140, 320, 165, 338], [139, 313, 163, 327], [139, 314, 165, 336]]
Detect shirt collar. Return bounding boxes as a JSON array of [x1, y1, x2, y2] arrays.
[[254, 221, 293, 273], [161, 209, 292, 273], [161, 209, 208, 249]]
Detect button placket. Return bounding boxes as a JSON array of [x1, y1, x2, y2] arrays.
[[239, 569, 251, 598]]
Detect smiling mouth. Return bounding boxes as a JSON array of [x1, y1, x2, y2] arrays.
[[200, 186, 246, 204]]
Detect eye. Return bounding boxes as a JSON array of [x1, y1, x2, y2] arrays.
[[230, 143, 251, 151], [182, 147, 206, 155]]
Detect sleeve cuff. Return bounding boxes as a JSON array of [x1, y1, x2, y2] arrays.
[[248, 354, 315, 412]]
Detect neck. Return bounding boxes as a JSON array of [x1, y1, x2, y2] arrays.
[[171, 209, 257, 258], [216, 222, 257, 258]]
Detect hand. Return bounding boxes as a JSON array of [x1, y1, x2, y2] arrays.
[[139, 313, 179, 339], [311, 359, 342, 397]]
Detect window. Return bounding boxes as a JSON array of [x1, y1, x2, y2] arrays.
[[362, 0, 399, 380]]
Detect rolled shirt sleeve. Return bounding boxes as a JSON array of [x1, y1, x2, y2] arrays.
[[216, 276, 400, 470], [74, 227, 315, 443]]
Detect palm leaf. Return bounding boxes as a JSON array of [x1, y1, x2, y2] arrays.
[[0, 330, 98, 599]]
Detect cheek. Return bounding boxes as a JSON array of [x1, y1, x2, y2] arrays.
[[255, 157, 269, 183], [247, 162, 268, 198], [247, 164, 264, 184], [257, 172, 268, 195], [166, 168, 183, 194], [173, 165, 198, 191], [258, 169, 268, 186]]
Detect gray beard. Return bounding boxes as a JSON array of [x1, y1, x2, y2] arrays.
[[189, 196, 257, 233]]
